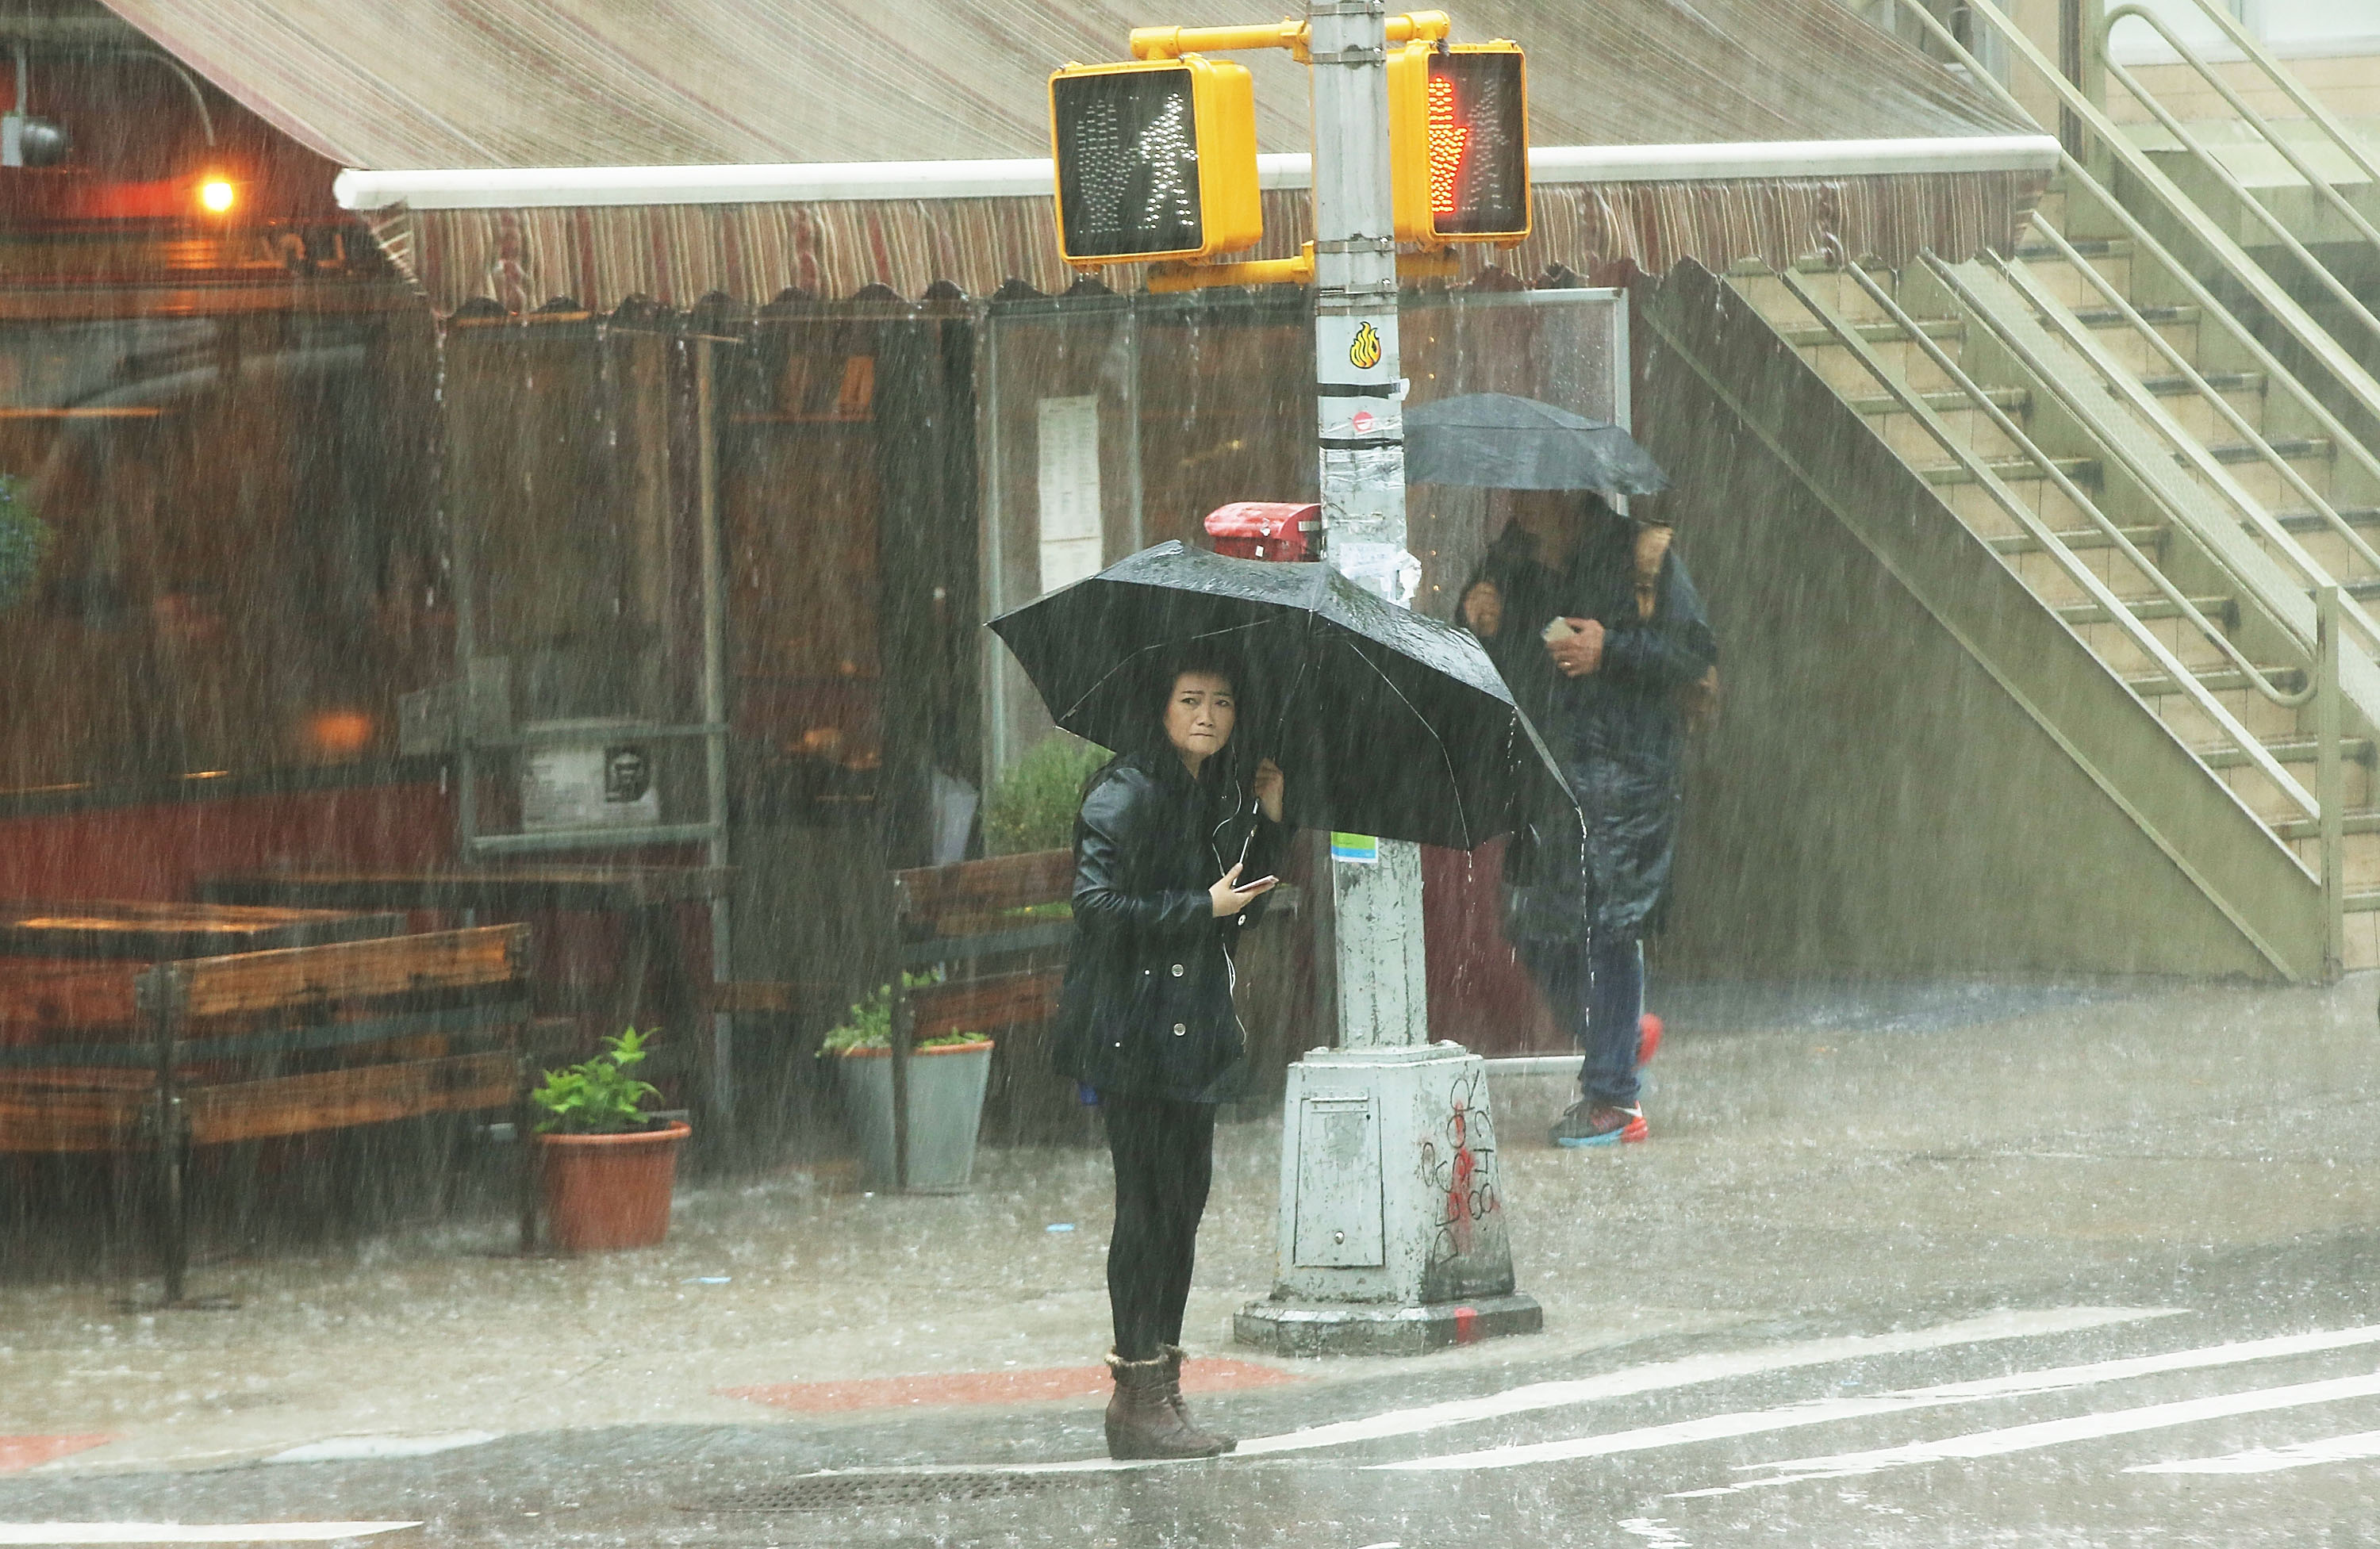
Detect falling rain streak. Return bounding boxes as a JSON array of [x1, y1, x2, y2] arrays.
[[6, 0, 2380, 1544]]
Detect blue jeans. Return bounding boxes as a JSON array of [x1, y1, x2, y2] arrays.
[[1518, 932, 1643, 1108]]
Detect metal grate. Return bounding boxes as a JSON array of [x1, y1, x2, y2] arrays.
[[685, 1473, 1056, 1513]]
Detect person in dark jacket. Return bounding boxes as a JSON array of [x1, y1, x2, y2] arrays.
[[1455, 518, 1557, 691], [1052, 647, 1285, 1461], [1496, 492, 1716, 1148]]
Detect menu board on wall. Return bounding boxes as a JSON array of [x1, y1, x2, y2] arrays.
[[1037, 395, 1104, 596]]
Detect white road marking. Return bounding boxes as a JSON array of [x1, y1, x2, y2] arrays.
[[1617, 1519, 1690, 1544], [951, 1307, 2168, 1475], [1228, 1306, 2171, 1459], [1383, 1319, 2380, 1473], [0, 1526, 420, 1544], [1672, 1371, 2380, 1497], [267, 1433, 494, 1464], [2130, 1428, 2380, 1475]]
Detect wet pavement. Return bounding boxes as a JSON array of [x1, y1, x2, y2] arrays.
[[6, 969, 2380, 1544]]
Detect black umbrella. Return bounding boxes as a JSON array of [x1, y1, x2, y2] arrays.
[[987, 542, 1573, 852], [1404, 391, 1669, 493]]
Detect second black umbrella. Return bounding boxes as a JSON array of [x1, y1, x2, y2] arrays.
[[1404, 391, 1668, 493]]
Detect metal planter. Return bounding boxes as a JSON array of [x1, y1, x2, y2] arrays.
[[833, 1041, 994, 1192]]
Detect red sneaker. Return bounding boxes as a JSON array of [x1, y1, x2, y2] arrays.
[[1550, 1102, 1649, 1148], [1638, 1013, 1663, 1068]]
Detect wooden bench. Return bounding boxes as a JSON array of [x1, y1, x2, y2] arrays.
[[0, 925, 535, 1304], [888, 849, 1078, 1171]]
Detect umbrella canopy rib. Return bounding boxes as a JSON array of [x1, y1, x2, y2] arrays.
[[1051, 615, 1289, 731], [1325, 632, 1476, 849]]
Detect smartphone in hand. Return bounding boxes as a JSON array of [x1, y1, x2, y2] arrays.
[[1541, 616, 1578, 642]]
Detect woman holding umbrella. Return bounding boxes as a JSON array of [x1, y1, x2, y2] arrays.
[[1051, 646, 1286, 1460], [991, 536, 1573, 1455]]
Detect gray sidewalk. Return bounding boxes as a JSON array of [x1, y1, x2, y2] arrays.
[[3, 969, 2374, 1476]]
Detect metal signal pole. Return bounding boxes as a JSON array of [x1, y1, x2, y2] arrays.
[[1234, 0, 1539, 1357]]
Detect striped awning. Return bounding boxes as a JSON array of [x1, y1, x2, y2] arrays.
[[364, 163, 2049, 317], [102, 0, 2052, 315]]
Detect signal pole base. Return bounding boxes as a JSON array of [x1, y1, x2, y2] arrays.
[[1236, 1042, 1538, 1358], [1234, 1291, 1542, 1358]]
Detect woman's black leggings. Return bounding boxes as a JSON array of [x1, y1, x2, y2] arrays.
[[1103, 1094, 1217, 1361]]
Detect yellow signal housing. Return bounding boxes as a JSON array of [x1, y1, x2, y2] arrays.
[[1388, 40, 1531, 248], [1049, 56, 1264, 267], [1388, 40, 1437, 246]]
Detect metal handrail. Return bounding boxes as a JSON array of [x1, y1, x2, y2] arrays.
[[2002, 214, 2380, 605], [2100, 6, 2380, 361], [1874, 0, 2380, 485], [2106, 3, 2380, 239], [1880, 255, 2313, 704], [2317, 581, 2348, 976], [1976, 240, 2380, 665], [1780, 260, 2319, 819], [2026, 165, 2380, 504], [1929, 250, 2325, 703], [2120, 0, 2380, 186]]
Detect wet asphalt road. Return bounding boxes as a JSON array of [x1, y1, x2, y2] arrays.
[[13, 1222, 2380, 1547], [13, 972, 2380, 1546]]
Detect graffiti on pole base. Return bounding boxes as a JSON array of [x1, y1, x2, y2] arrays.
[[1418, 1066, 1514, 1302]]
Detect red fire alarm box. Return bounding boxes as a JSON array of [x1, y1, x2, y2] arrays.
[[1203, 501, 1322, 562]]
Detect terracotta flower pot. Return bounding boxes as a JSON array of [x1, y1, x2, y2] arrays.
[[537, 1121, 690, 1252]]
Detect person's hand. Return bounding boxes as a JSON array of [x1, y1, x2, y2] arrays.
[[1683, 665, 1720, 732], [1253, 757, 1285, 823], [1461, 580, 1503, 638], [1210, 861, 1278, 918], [1548, 617, 1605, 677]]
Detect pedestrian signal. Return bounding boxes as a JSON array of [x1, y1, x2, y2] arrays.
[[1050, 57, 1264, 266], [1389, 41, 1530, 247]]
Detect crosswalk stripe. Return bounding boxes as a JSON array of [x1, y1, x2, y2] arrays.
[[2129, 1428, 2380, 1475], [0, 1525, 420, 1544], [266, 1433, 494, 1464], [906, 1308, 2169, 1478], [1384, 1321, 2380, 1473], [1673, 1371, 2380, 1496], [1227, 1306, 2169, 1459]]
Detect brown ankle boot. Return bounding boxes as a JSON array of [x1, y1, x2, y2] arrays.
[[1160, 1344, 1237, 1454], [1104, 1349, 1226, 1460]]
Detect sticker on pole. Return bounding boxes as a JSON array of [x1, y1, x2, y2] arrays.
[[1331, 832, 1379, 865], [1318, 316, 1395, 384]]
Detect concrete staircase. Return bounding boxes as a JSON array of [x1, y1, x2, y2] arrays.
[[1684, 0, 2380, 981], [1654, 167, 2380, 979]]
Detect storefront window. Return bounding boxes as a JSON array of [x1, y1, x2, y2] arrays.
[[720, 306, 979, 857], [0, 309, 440, 797]]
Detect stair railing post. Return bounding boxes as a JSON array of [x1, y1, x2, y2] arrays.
[[2319, 581, 2346, 981], [2059, 0, 2107, 165]]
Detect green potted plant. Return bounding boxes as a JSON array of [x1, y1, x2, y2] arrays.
[[824, 976, 994, 1192], [982, 733, 1104, 856], [529, 1028, 689, 1252]]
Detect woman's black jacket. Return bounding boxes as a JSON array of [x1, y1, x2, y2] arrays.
[[1051, 750, 1284, 1104]]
